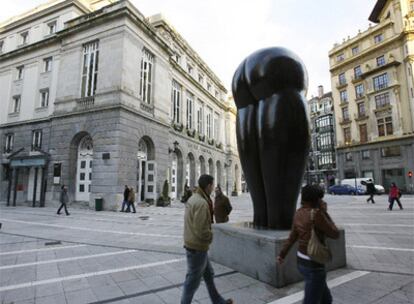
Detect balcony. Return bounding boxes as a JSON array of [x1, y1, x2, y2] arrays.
[[351, 75, 363, 83], [76, 96, 95, 110], [339, 118, 352, 125], [374, 104, 392, 115], [339, 100, 349, 107], [354, 113, 369, 121], [336, 81, 347, 89]]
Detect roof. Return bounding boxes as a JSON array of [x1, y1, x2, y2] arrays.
[[369, 0, 388, 23]]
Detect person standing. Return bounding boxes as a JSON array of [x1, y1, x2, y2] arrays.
[[181, 174, 233, 304], [388, 182, 403, 211], [57, 185, 70, 216], [120, 185, 130, 212], [366, 179, 376, 204], [126, 186, 136, 213], [277, 185, 339, 304], [213, 185, 232, 223]]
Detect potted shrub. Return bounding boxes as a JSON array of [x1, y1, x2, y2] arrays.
[[157, 180, 171, 207]]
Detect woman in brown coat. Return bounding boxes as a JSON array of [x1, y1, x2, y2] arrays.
[[277, 185, 339, 304], [213, 185, 232, 223]]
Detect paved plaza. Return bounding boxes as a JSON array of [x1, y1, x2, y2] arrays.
[[0, 193, 413, 304]]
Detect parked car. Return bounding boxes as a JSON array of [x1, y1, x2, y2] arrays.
[[328, 184, 365, 195], [341, 178, 385, 195]]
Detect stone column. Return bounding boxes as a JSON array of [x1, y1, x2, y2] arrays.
[[32, 167, 39, 207]]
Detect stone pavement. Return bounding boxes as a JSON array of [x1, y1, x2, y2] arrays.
[[0, 193, 413, 303]]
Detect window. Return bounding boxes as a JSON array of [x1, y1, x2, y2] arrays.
[[352, 46, 359, 55], [343, 127, 351, 143], [206, 107, 213, 138], [374, 33, 383, 44], [342, 107, 349, 121], [11, 95, 21, 113], [340, 90, 348, 103], [207, 82, 212, 92], [411, 0, 414, 11], [376, 55, 385, 67], [318, 152, 335, 167], [47, 21, 57, 35], [359, 124, 368, 143], [187, 64, 193, 75], [43, 57, 52, 72], [4, 134, 14, 153], [336, 53, 345, 62], [214, 112, 220, 140], [40, 89, 49, 107], [355, 84, 364, 98], [198, 73, 204, 84], [354, 66, 362, 78], [338, 73, 346, 85], [171, 80, 181, 124], [31, 130, 42, 151], [0, 40, 4, 53], [20, 31, 28, 45], [186, 92, 194, 129], [373, 73, 388, 91], [361, 150, 370, 159], [357, 102, 366, 117], [317, 133, 332, 150], [173, 52, 181, 64], [377, 116, 393, 136], [81, 40, 99, 98], [315, 115, 333, 128], [197, 101, 204, 135], [16, 66, 24, 80], [381, 146, 401, 157], [375, 92, 390, 108], [139, 48, 154, 104], [345, 152, 353, 161], [215, 90, 219, 98]]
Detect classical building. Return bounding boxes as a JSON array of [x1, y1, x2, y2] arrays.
[[305, 85, 337, 188], [0, 0, 241, 209], [328, 0, 414, 192]]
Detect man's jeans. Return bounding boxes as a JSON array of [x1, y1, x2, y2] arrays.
[[298, 263, 332, 304], [181, 249, 226, 304]]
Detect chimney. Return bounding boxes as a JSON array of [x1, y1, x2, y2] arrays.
[[318, 85, 324, 98]]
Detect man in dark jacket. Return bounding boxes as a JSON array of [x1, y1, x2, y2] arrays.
[[120, 185, 130, 212], [214, 185, 232, 223], [57, 185, 70, 216], [366, 179, 376, 204]]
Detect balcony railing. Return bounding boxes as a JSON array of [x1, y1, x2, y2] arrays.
[[336, 81, 347, 89], [77, 96, 95, 109], [354, 113, 369, 121]]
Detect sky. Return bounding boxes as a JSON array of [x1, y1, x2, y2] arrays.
[[1, 0, 378, 97]]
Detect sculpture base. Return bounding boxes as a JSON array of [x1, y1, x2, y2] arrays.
[[209, 222, 346, 288]]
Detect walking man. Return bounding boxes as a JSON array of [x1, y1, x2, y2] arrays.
[[366, 179, 376, 204], [181, 175, 233, 304], [57, 185, 70, 216], [120, 185, 130, 212], [214, 185, 232, 223], [126, 186, 136, 213], [388, 182, 403, 210]]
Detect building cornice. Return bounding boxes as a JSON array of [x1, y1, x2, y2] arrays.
[[369, 0, 388, 23], [0, 0, 91, 34], [330, 33, 402, 72], [336, 134, 414, 150]]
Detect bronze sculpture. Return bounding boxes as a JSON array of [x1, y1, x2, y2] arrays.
[[232, 47, 310, 229]]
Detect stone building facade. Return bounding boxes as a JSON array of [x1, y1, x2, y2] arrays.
[[328, 0, 414, 192], [305, 86, 337, 188], [0, 0, 241, 209]]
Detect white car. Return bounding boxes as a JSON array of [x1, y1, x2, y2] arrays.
[[374, 184, 385, 194]]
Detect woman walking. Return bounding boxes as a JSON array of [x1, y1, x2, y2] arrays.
[[277, 185, 339, 304], [214, 185, 232, 223], [388, 182, 403, 211], [57, 185, 70, 216]]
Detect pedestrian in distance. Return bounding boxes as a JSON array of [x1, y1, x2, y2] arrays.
[[57, 185, 70, 216], [181, 181, 193, 203], [388, 182, 403, 211], [366, 179, 376, 204], [126, 186, 136, 213], [120, 185, 130, 212], [214, 185, 232, 223], [277, 185, 339, 304], [181, 174, 233, 304]]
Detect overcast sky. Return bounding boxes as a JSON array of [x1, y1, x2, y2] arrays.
[[1, 0, 378, 97]]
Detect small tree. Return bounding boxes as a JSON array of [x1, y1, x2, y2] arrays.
[[157, 180, 171, 207]]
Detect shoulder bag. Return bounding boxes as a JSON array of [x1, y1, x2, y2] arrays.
[[307, 209, 332, 264]]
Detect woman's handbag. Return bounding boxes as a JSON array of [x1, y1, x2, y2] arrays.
[[307, 209, 332, 264]]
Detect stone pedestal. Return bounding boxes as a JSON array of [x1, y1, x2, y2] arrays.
[[209, 222, 346, 288]]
